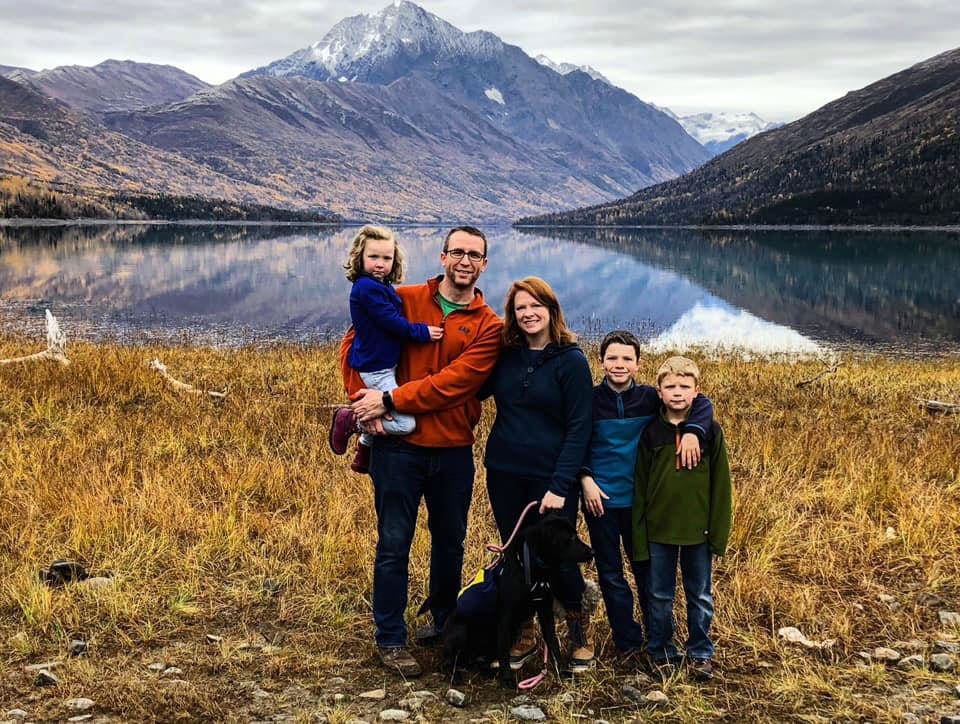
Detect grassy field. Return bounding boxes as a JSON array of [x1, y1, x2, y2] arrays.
[[1, 337, 959, 722]]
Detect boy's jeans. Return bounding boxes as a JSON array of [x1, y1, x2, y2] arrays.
[[359, 367, 416, 445], [370, 438, 474, 648], [646, 541, 714, 662], [584, 506, 647, 652]]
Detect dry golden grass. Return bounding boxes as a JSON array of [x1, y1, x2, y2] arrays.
[[1, 337, 958, 722]]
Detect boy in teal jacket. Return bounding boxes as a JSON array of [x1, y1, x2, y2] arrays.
[[580, 331, 713, 657], [633, 356, 732, 681]]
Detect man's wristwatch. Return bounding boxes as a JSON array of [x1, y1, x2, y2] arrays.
[[382, 390, 396, 413]]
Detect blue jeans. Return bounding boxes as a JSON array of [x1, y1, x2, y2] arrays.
[[370, 437, 474, 648], [646, 541, 714, 662], [584, 506, 648, 652], [485, 469, 585, 610]]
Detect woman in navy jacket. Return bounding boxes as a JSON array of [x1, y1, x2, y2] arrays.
[[481, 276, 595, 673]]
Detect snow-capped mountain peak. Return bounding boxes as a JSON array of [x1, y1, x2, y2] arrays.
[[252, 0, 504, 81], [679, 111, 778, 145], [534, 55, 611, 85], [656, 108, 782, 156]]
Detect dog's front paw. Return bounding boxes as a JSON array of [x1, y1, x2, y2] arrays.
[[498, 671, 516, 690]]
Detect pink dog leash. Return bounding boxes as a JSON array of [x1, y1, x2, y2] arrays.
[[484, 500, 539, 569], [483, 499, 549, 690], [517, 644, 549, 690]]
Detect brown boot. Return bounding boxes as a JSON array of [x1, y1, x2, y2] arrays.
[[377, 646, 422, 677], [509, 617, 539, 670], [564, 609, 595, 673]]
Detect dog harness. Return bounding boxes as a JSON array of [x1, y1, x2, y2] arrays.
[[457, 541, 552, 617]]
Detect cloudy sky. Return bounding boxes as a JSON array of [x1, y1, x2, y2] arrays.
[[4, 0, 958, 120]]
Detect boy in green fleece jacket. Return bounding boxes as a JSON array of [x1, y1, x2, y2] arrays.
[[633, 356, 732, 681]]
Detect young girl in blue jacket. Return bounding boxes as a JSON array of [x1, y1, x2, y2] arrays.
[[329, 225, 442, 471]]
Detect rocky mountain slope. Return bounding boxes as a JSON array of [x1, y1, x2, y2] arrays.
[[0, 76, 298, 207], [235, 0, 708, 217], [520, 47, 960, 226], [0, 64, 33, 76], [2, 1, 712, 220], [103, 74, 590, 221], [533, 55, 611, 84], [6, 59, 209, 114]]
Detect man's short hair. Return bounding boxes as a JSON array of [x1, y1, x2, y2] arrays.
[[657, 356, 701, 385], [443, 226, 487, 257], [600, 329, 641, 359]]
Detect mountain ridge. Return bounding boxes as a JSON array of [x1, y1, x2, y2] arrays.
[[7, 59, 209, 114], [519, 46, 960, 227]]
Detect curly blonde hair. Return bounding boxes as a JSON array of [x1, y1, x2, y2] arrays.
[[343, 225, 406, 284]]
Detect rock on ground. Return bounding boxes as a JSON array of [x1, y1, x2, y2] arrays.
[[510, 704, 547, 721]]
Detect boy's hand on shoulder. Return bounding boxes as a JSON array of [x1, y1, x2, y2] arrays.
[[581, 475, 608, 517], [427, 325, 444, 341], [678, 432, 702, 469]]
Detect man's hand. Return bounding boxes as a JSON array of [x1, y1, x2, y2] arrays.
[[427, 325, 444, 341], [581, 475, 609, 518], [678, 432, 702, 469], [539, 491, 565, 514], [359, 417, 386, 436], [351, 388, 387, 424]]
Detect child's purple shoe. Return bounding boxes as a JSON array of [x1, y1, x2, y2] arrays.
[[329, 406, 357, 454], [351, 441, 371, 474]]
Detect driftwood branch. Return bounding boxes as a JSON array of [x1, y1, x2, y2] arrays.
[[149, 359, 227, 399], [796, 361, 844, 388], [915, 397, 960, 414], [0, 309, 71, 366]]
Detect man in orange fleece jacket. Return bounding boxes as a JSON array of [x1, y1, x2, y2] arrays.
[[340, 226, 502, 677]]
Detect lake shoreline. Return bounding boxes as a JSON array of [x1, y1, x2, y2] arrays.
[[3, 218, 960, 233], [0, 217, 343, 228], [515, 222, 960, 233]]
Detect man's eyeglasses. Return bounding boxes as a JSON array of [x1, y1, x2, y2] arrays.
[[443, 248, 486, 262]]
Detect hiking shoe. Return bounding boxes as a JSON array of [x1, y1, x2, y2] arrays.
[[564, 610, 595, 673], [650, 658, 678, 681], [689, 658, 713, 681], [329, 406, 357, 455], [350, 441, 371, 474], [612, 647, 646, 671], [413, 622, 442, 647], [377, 646, 422, 677], [509, 618, 539, 670]]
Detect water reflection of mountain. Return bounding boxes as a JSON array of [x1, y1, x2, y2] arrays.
[[0, 223, 337, 252], [527, 227, 960, 350], [3, 223, 958, 352], [0, 225, 711, 343]]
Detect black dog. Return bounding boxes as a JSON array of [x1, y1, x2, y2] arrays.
[[438, 512, 593, 689]]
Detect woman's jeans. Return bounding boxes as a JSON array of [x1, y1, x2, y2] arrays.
[[646, 541, 714, 662], [584, 506, 648, 652], [485, 469, 585, 610]]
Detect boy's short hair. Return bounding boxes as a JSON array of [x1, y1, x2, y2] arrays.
[[600, 329, 641, 359], [657, 356, 701, 385]]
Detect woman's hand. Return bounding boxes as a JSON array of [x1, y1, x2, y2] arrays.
[[581, 475, 609, 517], [427, 325, 444, 341], [539, 491, 565, 514], [678, 432, 702, 469]]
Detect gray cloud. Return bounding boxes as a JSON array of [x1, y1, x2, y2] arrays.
[[3, 0, 958, 120]]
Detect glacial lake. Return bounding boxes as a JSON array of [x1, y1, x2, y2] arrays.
[[1, 223, 958, 357]]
